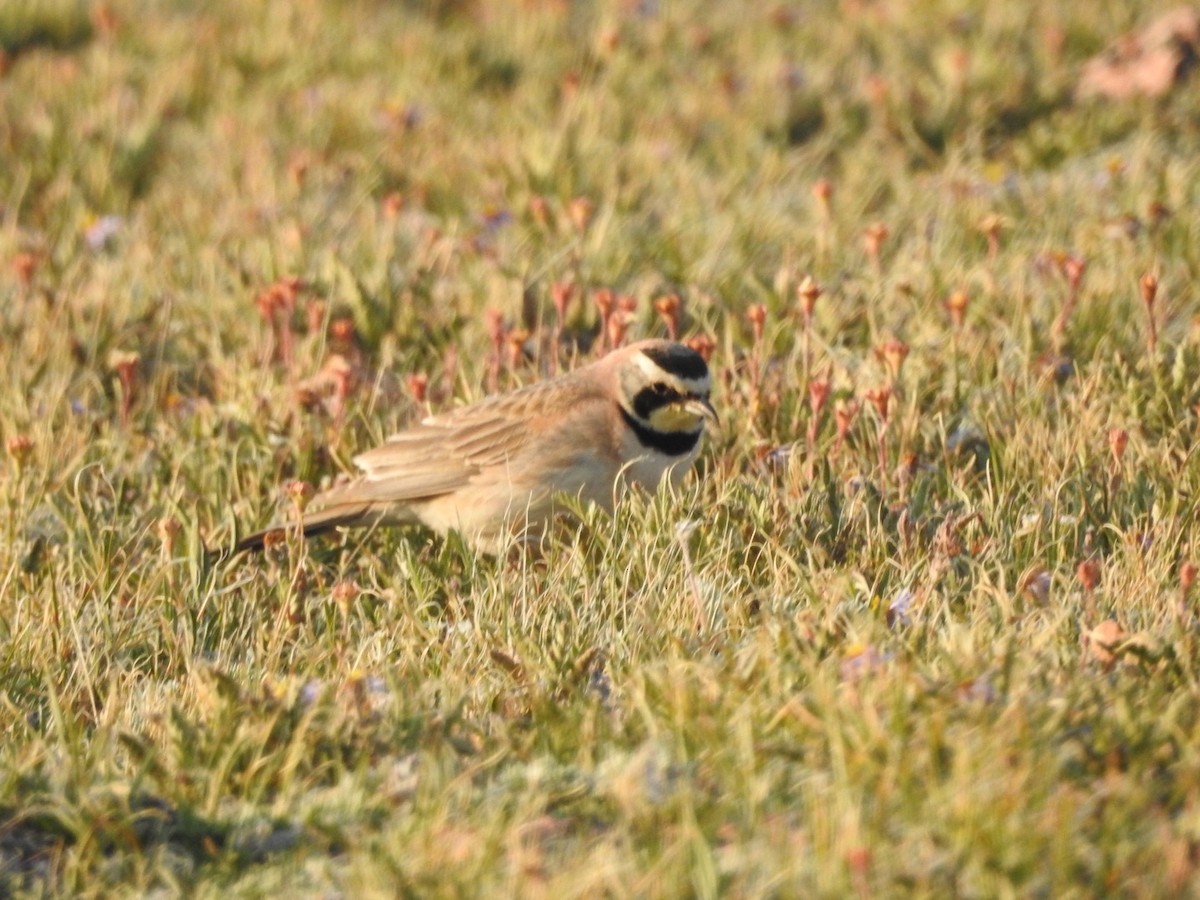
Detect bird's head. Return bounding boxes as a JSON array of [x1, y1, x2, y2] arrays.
[[615, 340, 719, 438]]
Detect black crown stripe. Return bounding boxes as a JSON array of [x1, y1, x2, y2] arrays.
[[641, 345, 709, 382]]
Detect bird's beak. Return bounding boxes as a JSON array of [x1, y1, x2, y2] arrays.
[[684, 396, 720, 428]]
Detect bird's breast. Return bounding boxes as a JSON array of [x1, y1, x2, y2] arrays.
[[617, 428, 701, 491]]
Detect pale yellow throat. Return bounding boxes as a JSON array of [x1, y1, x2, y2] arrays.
[[646, 398, 717, 433]]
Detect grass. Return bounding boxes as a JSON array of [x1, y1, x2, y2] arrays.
[[3, 0, 1200, 894]]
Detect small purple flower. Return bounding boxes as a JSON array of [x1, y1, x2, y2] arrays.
[[481, 208, 512, 233], [401, 104, 423, 129], [887, 588, 915, 628], [85, 215, 124, 251], [298, 679, 323, 708]]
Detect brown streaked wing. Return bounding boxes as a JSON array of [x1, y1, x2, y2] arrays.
[[348, 372, 599, 503]]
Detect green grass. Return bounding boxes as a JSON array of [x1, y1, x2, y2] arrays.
[[3, 0, 1200, 894]]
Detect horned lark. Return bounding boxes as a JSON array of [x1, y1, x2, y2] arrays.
[[236, 339, 718, 554]]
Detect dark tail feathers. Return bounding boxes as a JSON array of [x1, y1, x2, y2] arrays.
[[233, 503, 374, 553]]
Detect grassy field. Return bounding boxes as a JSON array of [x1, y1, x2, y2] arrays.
[[3, 0, 1200, 895]]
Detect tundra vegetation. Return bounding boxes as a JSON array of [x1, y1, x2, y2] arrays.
[[2, 0, 1200, 895]]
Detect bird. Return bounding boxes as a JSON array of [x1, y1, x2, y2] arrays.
[[235, 339, 718, 554]]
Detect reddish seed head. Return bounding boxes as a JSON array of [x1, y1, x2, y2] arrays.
[[381, 192, 404, 219], [597, 26, 620, 54], [332, 579, 360, 610], [484, 308, 506, 350], [1077, 558, 1101, 593], [550, 280, 575, 321], [811, 178, 833, 205], [1140, 273, 1158, 309], [1181, 561, 1197, 593], [845, 846, 872, 877], [654, 294, 680, 318], [747, 304, 767, 344], [405, 372, 428, 403], [567, 196, 594, 232], [808, 379, 831, 415], [864, 386, 891, 421], [685, 333, 716, 363], [12, 252, 39, 285], [323, 354, 355, 400], [256, 278, 300, 321], [979, 214, 1005, 260], [876, 338, 909, 378], [6, 434, 33, 465], [506, 329, 530, 367], [797, 275, 821, 319], [1085, 619, 1126, 668], [979, 213, 1005, 238], [156, 516, 182, 554], [109, 349, 140, 387], [91, 3, 119, 37], [593, 288, 615, 318], [946, 290, 969, 328], [261, 529, 287, 552], [156, 515, 181, 540], [835, 399, 859, 441], [1062, 255, 1087, 291], [606, 312, 630, 349], [255, 288, 276, 322], [330, 317, 356, 345], [654, 294, 681, 338], [1108, 427, 1128, 464], [298, 355, 356, 415], [948, 48, 970, 78], [560, 71, 581, 100], [863, 222, 889, 260], [285, 480, 315, 510]]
